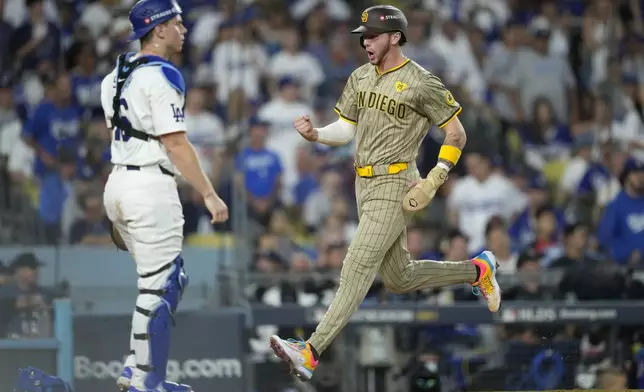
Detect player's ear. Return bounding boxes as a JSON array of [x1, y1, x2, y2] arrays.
[[390, 32, 401, 46]]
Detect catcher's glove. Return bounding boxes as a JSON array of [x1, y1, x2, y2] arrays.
[[107, 220, 128, 251], [403, 166, 448, 212]]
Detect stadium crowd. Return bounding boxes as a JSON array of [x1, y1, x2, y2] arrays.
[[1, 0, 644, 390]]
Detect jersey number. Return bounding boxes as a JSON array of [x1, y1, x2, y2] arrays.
[[114, 98, 131, 142]]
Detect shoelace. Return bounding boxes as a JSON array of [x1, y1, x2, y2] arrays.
[[472, 287, 481, 296], [286, 338, 306, 349]]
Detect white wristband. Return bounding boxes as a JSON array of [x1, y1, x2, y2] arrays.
[[436, 162, 451, 171]]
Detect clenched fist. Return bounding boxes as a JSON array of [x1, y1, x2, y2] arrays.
[[294, 115, 318, 142]]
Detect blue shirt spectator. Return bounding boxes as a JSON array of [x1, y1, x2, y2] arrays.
[[69, 43, 104, 121], [22, 73, 82, 178], [38, 148, 76, 244], [598, 158, 644, 265], [234, 117, 282, 199], [9, 0, 61, 74], [577, 162, 611, 195]]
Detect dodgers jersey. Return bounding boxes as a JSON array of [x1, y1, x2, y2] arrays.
[[100, 54, 186, 171]]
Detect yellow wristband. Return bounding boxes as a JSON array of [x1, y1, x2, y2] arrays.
[[438, 145, 462, 165]]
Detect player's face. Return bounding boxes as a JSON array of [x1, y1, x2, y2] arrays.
[[163, 16, 187, 53], [362, 32, 399, 65]]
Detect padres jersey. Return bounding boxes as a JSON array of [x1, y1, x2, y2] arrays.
[[100, 54, 186, 171], [334, 59, 461, 166]]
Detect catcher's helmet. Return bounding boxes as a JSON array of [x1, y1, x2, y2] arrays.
[[127, 0, 182, 42], [351, 5, 408, 47]]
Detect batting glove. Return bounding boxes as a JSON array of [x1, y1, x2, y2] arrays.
[[403, 166, 448, 212]]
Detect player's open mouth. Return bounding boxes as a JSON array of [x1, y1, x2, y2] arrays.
[[366, 50, 375, 60]]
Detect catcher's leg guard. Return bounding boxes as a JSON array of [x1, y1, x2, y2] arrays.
[[129, 255, 188, 390]]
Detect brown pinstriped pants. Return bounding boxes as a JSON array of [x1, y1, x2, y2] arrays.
[[308, 164, 477, 353]]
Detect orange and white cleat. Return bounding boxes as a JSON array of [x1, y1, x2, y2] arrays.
[[269, 335, 318, 381], [471, 251, 502, 312]]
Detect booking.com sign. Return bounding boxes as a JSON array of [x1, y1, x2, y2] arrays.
[[74, 356, 243, 380]]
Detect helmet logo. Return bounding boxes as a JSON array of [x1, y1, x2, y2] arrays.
[[361, 11, 368, 23]]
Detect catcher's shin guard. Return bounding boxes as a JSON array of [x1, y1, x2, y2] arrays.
[[131, 255, 188, 390]]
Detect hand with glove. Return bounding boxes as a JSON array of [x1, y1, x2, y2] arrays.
[[403, 165, 448, 212]]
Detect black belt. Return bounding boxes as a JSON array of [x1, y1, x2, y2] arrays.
[[126, 165, 174, 177]]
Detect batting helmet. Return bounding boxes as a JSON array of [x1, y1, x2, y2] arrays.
[[351, 5, 408, 47], [127, 0, 182, 42]]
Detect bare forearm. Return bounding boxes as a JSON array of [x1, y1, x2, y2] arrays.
[[438, 118, 467, 170], [168, 142, 216, 197]]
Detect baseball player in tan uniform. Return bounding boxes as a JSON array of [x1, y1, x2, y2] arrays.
[[270, 5, 502, 381]]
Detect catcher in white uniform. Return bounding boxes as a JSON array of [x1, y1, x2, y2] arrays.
[[100, 0, 228, 391]]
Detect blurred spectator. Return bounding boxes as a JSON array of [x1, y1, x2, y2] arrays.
[[0, 253, 51, 338], [448, 152, 527, 253], [590, 94, 644, 160], [266, 209, 297, 264], [559, 250, 626, 301], [324, 33, 358, 99], [596, 143, 627, 210], [258, 76, 315, 203], [211, 18, 267, 105], [509, 174, 563, 249], [550, 223, 595, 269], [0, 11, 12, 75], [304, 169, 342, 232], [539, 2, 571, 58], [184, 87, 225, 183], [302, 5, 330, 70], [504, 249, 550, 301], [430, 11, 486, 103], [69, 43, 104, 121], [530, 204, 561, 262], [0, 74, 34, 185], [3, 0, 59, 28], [37, 148, 76, 244], [484, 216, 518, 274], [189, 1, 235, 62], [69, 192, 111, 246], [512, 17, 577, 125], [76, 119, 111, 183], [79, 0, 116, 41], [583, 0, 619, 90], [268, 26, 324, 102], [9, 0, 61, 74], [442, 229, 470, 261], [292, 143, 323, 208], [484, 19, 524, 158], [22, 72, 81, 179], [598, 157, 644, 265], [519, 98, 572, 172], [234, 117, 282, 227], [559, 132, 596, 200], [399, 7, 446, 77]]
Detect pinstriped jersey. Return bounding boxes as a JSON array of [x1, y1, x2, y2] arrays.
[[334, 59, 461, 166]]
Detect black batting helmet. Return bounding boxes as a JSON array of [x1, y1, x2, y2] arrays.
[[351, 5, 408, 48]]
